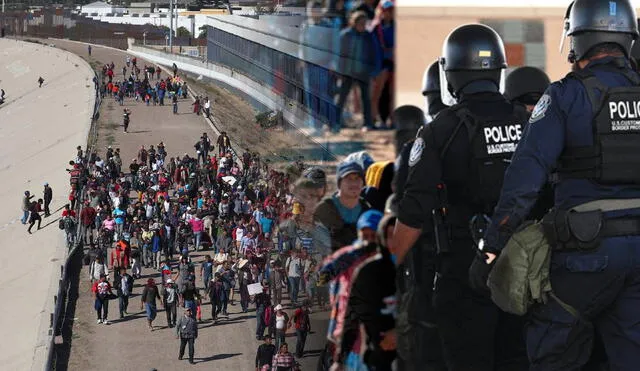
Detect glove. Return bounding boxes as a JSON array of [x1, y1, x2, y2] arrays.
[[468, 253, 495, 294]]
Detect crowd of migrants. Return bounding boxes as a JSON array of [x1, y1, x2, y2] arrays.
[[299, 0, 395, 132], [51, 128, 398, 370], [98, 57, 212, 127]]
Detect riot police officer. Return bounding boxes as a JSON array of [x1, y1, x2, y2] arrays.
[[422, 60, 447, 123], [503, 66, 551, 114], [391, 104, 447, 371], [392, 23, 530, 370], [471, 0, 640, 369], [393, 105, 426, 157]]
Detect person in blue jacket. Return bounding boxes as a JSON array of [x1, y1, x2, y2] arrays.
[[470, 0, 640, 369]]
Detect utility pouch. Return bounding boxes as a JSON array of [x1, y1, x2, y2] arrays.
[[542, 208, 603, 251], [432, 209, 450, 255], [566, 210, 603, 251], [541, 208, 572, 247]]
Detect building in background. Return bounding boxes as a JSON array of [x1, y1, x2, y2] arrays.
[[80, 1, 126, 16], [396, 3, 640, 108]]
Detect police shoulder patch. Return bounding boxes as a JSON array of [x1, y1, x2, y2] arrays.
[[529, 94, 551, 124], [408, 137, 425, 167]]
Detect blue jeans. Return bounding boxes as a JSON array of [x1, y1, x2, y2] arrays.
[[194, 231, 202, 251], [256, 305, 266, 337], [173, 103, 178, 114], [288, 276, 300, 304], [21, 210, 28, 224]]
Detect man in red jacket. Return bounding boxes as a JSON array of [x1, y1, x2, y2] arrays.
[[80, 200, 97, 244]]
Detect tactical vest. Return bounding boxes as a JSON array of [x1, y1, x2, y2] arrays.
[[556, 65, 640, 184], [441, 104, 528, 215]]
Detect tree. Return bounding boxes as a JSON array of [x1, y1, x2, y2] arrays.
[[176, 26, 191, 38], [198, 25, 207, 39]]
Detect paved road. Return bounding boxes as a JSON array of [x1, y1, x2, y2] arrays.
[[0, 38, 94, 371], [51, 40, 329, 371]]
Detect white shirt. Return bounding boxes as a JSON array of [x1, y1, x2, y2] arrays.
[[236, 227, 244, 242], [204, 100, 210, 109], [275, 313, 286, 330], [287, 257, 302, 278]]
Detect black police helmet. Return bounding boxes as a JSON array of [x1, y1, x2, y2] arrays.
[[567, 0, 638, 62], [440, 24, 507, 72], [422, 61, 440, 96], [393, 105, 425, 133], [440, 24, 506, 95], [393, 105, 426, 156], [504, 66, 551, 103]]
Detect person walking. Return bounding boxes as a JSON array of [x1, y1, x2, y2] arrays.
[[176, 307, 198, 364], [255, 282, 271, 340], [38, 76, 44, 88], [80, 200, 97, 244], [272, 304, 290, 351], [140, 278, 162, 331], [43, 183, 52, 217], [285, 250, 303, 305], [27, 199, 43, 234], [271, 343, 295, 371], [89, 256, 109, 283], [192, 97, 200, 115], [291, 301, 311, 358], [21, 191, 33, 224], [91, 274, 114, 325], [180, 275, 198, 317], [87, 45, 91, 56], [116, 267, 134, 319], [207, 273, 225, 321], [204, 97, 211, 118], [163, 278, 178, 328], [123, 108, 131, 133], [200, 255, 214, 290], [172, 93, 178, 114], [255, 335, 277, 371]]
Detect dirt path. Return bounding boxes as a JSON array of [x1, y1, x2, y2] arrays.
[[41, 40, 329, 371]]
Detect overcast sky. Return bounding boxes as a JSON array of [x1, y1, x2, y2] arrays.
[[397, 0, 638, 8]]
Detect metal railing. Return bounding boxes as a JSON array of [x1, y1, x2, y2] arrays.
[[130, 43, 337, 163], [43, 69, 102, 371]]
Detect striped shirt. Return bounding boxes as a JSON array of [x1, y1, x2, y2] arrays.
[[271, 352, 295, 369]]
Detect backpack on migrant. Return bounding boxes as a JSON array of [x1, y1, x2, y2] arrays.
[[487, 221, 577, 317], [58, 219, 65, 230]]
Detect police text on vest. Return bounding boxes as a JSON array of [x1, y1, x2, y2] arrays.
[[483, 125, 522, 154], [609, 101, 640, 131]]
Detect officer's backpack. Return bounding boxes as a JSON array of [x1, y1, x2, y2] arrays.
[[439, 104, 529, 214]]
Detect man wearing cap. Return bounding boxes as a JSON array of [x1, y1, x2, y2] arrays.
[[314, 160, 370, 252], [318, 210, 395, 369], [43, 183, 53, 217], [176, 306, 198, 364]]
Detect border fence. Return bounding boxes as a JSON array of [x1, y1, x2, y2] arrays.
[[43, 68, 101, 371]]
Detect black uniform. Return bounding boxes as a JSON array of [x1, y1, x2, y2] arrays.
[[392, 105, 447, 371], [398, 87, 531, 371]]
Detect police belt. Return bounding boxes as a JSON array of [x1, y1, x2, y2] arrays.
[[542, 199, 640, 251]]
